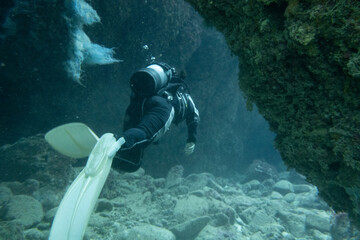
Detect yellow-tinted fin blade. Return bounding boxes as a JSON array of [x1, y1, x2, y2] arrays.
[[45, 122, 99, 158]]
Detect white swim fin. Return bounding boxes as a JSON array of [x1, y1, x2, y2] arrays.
[[45, 122, 99, 158], [46, 123, 121, 240]]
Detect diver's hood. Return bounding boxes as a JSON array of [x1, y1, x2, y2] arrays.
[[130, 63, 174, 97]]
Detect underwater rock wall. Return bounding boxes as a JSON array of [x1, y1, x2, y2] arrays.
[[185, 0, 360, 227]]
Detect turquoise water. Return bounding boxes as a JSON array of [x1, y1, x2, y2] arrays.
[[0, 0, 358, 239]]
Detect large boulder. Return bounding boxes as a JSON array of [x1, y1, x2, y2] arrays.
[[173, 195, 209, 222], [306, 211, 331, 233], [185, 0, 360, 227], [242, 159, 278, 182], [273, 180, 294, 195], [0, 135, 74, 186], [170, 216, 210, 240], [126, 224, 175, 240], [277, 211, 306, 238], [5, 195, 44, 228]]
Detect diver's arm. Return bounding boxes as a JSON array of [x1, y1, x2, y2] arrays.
[[119, 96, 173, 151]]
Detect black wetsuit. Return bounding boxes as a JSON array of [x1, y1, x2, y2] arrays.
[[113, 88, 199, 172]]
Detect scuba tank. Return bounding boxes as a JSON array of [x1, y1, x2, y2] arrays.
[[130, 62, 175, 97]]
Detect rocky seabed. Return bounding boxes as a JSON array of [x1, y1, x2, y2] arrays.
[[1, 164, 359, 240]]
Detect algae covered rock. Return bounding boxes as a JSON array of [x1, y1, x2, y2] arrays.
[[185, 0, 360, 227], [0, 134, 74, 188]]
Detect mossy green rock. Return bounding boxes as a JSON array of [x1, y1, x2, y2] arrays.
[[186, 0, 360, 227]]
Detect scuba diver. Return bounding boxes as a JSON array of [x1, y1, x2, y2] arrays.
[[108, 62, 200, 172], [45, 63, 199, 238]]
